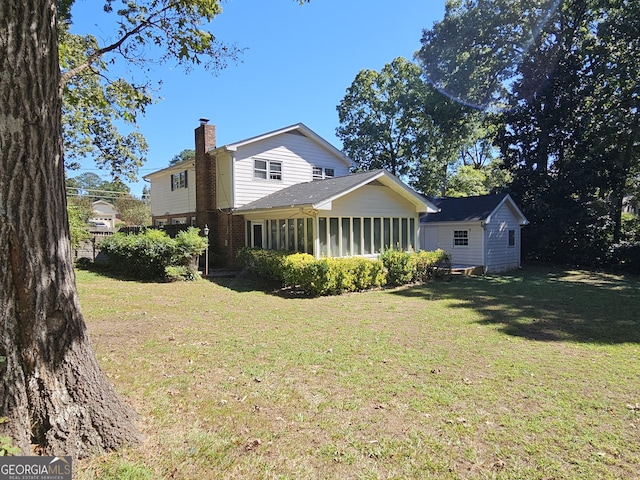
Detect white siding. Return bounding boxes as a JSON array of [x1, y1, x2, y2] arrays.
[[232, 132, 350, 208], [420, 223, 484, 266], [216, 151, 233, 209], [327, 184, 416, 217], [485, 203, 522, 273], [148, 168, 196, 216]]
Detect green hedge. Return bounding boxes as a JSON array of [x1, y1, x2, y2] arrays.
[[283, 254, 386, 296], [100, 227, 207, 280], [237, 247, 451, 296], [380, 248, 451, 285]]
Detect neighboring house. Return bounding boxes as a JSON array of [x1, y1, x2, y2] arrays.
[[91, 200, 118, 229], [144, 120, 436, 264], [420, 194, 529, 273]]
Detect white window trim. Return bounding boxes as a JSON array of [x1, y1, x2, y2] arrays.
[[312, 166, 335, 180], [453, 229, 469, 247], [254, 159, 282, 181]]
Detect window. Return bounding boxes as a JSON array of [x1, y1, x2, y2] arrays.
[[454, 230, 469, 246], [341, 218, 351, 256], [171, 170, 188, 190], [254, 160, 267, 179], [312, 166, 335, 180], [508, 229, 516, 247], [270, 161, 282, 180], [254, 159, 282, 181]]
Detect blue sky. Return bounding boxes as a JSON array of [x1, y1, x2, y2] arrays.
[[69, 0, 446, 196]]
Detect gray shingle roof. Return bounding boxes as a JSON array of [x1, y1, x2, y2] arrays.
[[420, 194, 508, 223], [235, 170, 385, 212]]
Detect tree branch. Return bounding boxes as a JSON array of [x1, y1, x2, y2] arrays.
[[59, 4, 175, 86]]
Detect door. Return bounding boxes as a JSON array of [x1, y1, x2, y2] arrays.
[[252, 223, 263, 248]]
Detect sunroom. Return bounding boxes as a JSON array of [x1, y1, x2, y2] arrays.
[[235, 170, 439, 259]]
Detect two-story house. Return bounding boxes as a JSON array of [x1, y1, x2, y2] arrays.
[[144, 120, 437, 265]]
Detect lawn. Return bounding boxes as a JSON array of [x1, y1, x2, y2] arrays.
[[74, 266, 640, 479]]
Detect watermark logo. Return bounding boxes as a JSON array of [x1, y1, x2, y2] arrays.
[[0, 456, 72, 480]]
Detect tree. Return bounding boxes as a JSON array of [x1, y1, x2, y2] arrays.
[[336, 57, 430, 177], [169, 149, 196, 166], [419, 0, 640, 267], [3, 0, 311, 457], [114, 196, 151, 226], [59, 0, 242, 181], [66, 172, 130, 202], [0, 0, 140, 456], [336, 57, 471, 195]]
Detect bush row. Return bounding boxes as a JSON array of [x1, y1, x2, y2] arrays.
[[99, 227, 207, 280], [237, 248, 451, 295]]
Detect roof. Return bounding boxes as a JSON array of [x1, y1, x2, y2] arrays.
[[210, 123, 353, 169], [143, 158, 194, 180], [420, 193, 528, 224], [235, 169, 438, 214]]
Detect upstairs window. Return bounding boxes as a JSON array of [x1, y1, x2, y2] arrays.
[[313, 166, 335, 180], [453, 230, 469, 247], [269, 161, 282, 180], [254, 159, 282, 181], [171, 170, 188, 190]]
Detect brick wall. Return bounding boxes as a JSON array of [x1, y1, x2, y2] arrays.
[[194, 121, 246, 267]]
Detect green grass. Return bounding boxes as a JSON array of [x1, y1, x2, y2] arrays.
[[74, 266, 640, 479]]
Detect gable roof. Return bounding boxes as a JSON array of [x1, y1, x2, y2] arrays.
[[421, 193, 528, 224], [210, 123, 353, 168], [235, 169, 438, 214]]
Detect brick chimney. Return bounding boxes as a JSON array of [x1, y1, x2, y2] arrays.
[[195, 118, 216, 229]]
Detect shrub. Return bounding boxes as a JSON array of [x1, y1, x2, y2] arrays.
[[172, 227, 208, 267], [286, 256, 386, 296], [411, 249, 452, 281], [379, 249, 414, 286], [609, 241, 640, 274], [100, 227, 207, 280], [236, 248, 290, 282], [165, 265, 200, 282], [238, 248, 449, 295]]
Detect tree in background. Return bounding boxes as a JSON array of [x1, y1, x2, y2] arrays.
[[114, 196, 152, 226], [66, 171, 130, 202], [336, 57, 430, 178], [337, 57, 494, 197], [169, 148, 196, 166], [418, 0, 640, 268]]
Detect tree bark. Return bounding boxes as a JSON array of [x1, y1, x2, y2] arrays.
[[0, 0, 140, 457]]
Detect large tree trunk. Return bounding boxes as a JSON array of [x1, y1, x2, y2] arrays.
[[0, 0, 140, 457]]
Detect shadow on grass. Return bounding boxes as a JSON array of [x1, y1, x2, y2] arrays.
[[207, 274, 313, 299], [389, 265, 640, 344], [75, 263, 174, 284]]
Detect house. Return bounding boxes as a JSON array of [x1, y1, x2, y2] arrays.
[[144, 120, 437, 264], [90, 200, 118, 229], [420, 194, 529, 273]]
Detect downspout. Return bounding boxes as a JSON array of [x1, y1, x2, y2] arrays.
[[481, 221, 487, 273]]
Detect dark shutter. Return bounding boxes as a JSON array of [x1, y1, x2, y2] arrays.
[[170, 174, 174, 191], [184, 170, 188, 188]]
